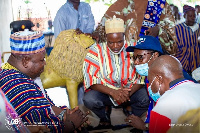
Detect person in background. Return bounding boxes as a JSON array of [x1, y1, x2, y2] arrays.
[[169, 4, 174, 11], [83, 16, 149, 129], [173, 6, 185, 25], [125, 35, 197, 132], [125, 55, 200, 132], [0, 30, 88, 133], [175, 5, 200, 75], [195, 5, 200, 24], [53, 0, 95, 106], [53, 0, 95, 39], [93, 0, 177, 55]]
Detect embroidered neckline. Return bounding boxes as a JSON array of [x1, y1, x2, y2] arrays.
[[2, 63, 19, 71]]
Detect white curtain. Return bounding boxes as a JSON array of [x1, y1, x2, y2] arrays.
[[0, 0, 13, 64]]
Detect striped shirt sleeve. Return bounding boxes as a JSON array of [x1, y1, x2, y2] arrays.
[[7, 84, 63, 133], [83, 45, 101, 90], [0, 70, 64, 133]]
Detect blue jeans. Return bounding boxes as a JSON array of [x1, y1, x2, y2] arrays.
[[83, 86, 149, 122]]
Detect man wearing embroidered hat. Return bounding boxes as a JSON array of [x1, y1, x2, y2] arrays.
[[82, 16, 149, 129], [0, 30, 89, 133], [93, 0, 177, 55], [175, 5, 200, 75]]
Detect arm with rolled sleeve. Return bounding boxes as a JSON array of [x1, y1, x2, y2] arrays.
[[83, 46, 102, 90]]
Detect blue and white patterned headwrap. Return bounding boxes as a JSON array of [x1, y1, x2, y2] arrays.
[[10, 30, 45, 54]]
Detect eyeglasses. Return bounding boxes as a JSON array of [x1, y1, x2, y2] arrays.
[[132, 52, 153, 62]]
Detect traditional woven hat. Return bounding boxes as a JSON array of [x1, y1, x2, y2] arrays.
[[10, 29, 45, 54], [183, 5, 195, 13], [105, 15, 125, 34]]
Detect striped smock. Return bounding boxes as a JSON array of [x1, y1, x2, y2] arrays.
[[0, 67, 64, 133], [0, 89, 30, 133], [83, 42, 145, 91], [175, 23, 200, 73]]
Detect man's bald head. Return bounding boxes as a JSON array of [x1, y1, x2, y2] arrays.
[[149, 55, 183, 81], [147, 55, 184, 95]]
